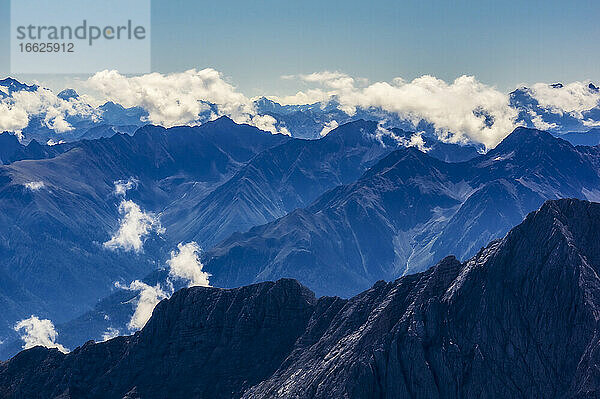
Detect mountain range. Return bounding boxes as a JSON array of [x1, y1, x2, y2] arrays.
[[1, 199, 599, 398], [0, 117, 481, 356], [0, 118, 289, 349], [203, 127, 600, 296], [2, 76, 600, 364], [1, 117, 600, 359]]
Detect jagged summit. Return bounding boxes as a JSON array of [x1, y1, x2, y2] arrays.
[[57, 88, 79, 101], [0, 77, 38, 94]]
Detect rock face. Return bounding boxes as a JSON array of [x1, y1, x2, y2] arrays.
[[2, 199, 600, 398]]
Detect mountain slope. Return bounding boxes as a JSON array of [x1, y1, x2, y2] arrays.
[[246, 198, 600, 398], [0, 118, 288, 345], [163, 120, 479, 249], [2, 199, 599, 398], [204, 128, 600, 297], [164, 120, 395, 248]]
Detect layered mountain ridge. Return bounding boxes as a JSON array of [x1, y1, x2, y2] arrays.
[[2, 123, 598, 359], [0, 117, 478, 356], [2, 199, 599, 398], [0, 118, 289, 346], [203, 127, 600, 297]]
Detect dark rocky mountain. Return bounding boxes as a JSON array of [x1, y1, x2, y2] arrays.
[[0, 133, 73, 165], [203, 128, 600, 297], [0, 118, 288, 347], [2, 199, 599, 398]]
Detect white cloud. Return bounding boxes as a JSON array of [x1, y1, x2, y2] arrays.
[[0, 87, 98, 135], [103, 200, 164, 253], [87, 69, 289, 135], [101, 327, 120, 341], [114, 242, 210, 332], [345, 75, 517, 149], [114, 178, 139, 196], [319, 120, 339, 137], [273, 72, 520, 149], [371, 124, 430, 152], [117, 280, 169, 331], [528, 110, 559, 131], [167, 242, 211, 288], [406, 131, 429, 152], [0, 102, 29, 134], [582, 119, 600, 128], [14, 316, 68, 353], [250, 114, 291, 136], [271, 89, 333, 106], [528, 82, 600, 118], [46, 139, 66, 146], [300, 71, 357, 90], [4, 72, 599, 150], [24, 181, 45, 191]]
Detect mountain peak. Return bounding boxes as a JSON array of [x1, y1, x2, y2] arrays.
[[57, 88, 79, 101], [526, 198, 599, 234], [0, 77, 38, 94], [492, 127, 565, 153], [210, 115, 237, 126]]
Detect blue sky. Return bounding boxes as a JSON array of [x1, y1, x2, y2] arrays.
[[0, 0, 599, 95]]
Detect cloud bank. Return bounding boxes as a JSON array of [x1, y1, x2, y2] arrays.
[[528, 82, 600, 117], [87, 69, 289, 135], [3, 70, 599, 149], [0, 86, 98, 136], [274, 72, 519, 149], [14, 316, 68, 353]]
